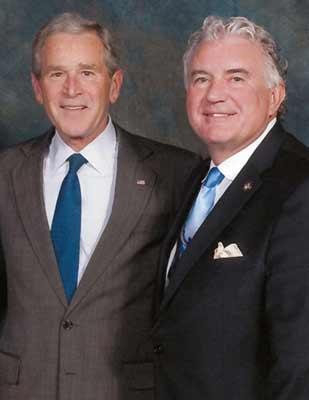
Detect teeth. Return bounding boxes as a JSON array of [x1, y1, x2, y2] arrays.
[[61, 106, 85, 110], [208, 113, 229, 117]]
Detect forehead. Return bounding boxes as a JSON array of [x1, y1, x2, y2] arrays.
[[190, 35, 267, 74], [40, 31, 105, 64]]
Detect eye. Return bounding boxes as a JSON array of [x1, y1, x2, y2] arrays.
[[49, 71, 63, 79], [231, 76, 244, 82], [82, 70, 95, 77], [193, 76, 209, 85]]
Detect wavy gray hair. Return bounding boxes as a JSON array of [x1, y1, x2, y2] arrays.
[[183, 16, 287, 90], [32, 12, 120, 78]]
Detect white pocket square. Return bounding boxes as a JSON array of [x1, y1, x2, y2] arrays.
[[213, 242, 243, 259]]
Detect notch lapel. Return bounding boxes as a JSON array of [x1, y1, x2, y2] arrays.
[[11, 132, 68, 307], [69, 129, 157, 310]]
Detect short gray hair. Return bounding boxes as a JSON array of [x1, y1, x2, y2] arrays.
[[32, 12, 120, 78], [183, 16, 288, 90]]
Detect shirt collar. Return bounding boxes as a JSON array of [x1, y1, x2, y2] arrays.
[[48, 116, 117, 175], [210, 118, 277, 181]]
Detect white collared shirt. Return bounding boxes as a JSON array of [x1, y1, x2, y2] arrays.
[[212, 118, 276, 204], [43, 117, 118, 283]]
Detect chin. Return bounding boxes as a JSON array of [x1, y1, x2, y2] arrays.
[[197, 131, 226, 144], [59, 127, 87, 138]]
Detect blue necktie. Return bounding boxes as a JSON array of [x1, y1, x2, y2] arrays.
[[51, 153, 88, 302], [179, 166, 224, 254]]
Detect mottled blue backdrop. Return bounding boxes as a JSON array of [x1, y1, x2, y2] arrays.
[[1, 0, 309, 153]]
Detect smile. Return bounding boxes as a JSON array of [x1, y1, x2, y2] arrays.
[[60, 105, 87, 110], [205, 113, 235, 117]]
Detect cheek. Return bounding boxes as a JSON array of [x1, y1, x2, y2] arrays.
[[238, 85, 268, 107], [87, 83, 108, 101], [41, 84, 61, 104], [186, 90, 200, 116]]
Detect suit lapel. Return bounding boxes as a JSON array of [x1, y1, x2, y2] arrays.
[[69, 128, 157, 310], [11, 130, 68, 307], [158, 123, 286, 314]]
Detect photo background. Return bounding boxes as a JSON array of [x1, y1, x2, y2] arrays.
[[1, 0, 308, 153]]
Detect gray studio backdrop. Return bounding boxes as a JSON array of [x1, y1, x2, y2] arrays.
[[1, 0, 309, 153]]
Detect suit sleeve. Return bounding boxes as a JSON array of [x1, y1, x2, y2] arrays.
[[266, 177, 309, 399], [0, 240, 6, 334]]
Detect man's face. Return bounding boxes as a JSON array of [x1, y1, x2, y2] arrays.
[[186, 36, 285, 163], [32, 32, 123, 150]]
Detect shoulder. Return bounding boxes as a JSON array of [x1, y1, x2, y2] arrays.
[[0, 130, 51, 172], [115, 123, 201, 167], [262, 130, 309, 217], [252, 122, 309, 192], [274, 131, 309, 185]]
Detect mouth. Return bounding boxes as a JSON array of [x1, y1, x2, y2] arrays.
[[60, 105, 88, 111], [204, 112, 236, 118]]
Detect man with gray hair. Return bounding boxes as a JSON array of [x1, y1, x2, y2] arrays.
[[0, 12, 197, 400], [148, 16, 309, 399]]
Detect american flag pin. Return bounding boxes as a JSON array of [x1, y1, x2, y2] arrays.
[[243, 181, 253, 191], [137, 180, 146, 185]]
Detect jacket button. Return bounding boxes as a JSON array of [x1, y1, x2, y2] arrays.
[[62, 320, 74, 330], [153, 344, 163, 354]]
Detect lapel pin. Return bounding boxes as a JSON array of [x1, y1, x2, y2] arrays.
[[137, 180, 146, 185], [243, 181, 253, 192]]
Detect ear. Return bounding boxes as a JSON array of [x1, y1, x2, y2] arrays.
[[31, 73, 44, 104], [269, 83, 286, 117], [109, 69, 123, 104]]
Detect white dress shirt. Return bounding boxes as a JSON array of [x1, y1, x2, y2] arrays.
[[212, 118, 276, 205], [43, 117, 118, 284], [165, 118, 277, 282]]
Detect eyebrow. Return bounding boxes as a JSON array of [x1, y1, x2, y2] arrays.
[[191, 70, 209, 77], [78, 63, 98, 70], [226, 68, 250, 75], [45, 65, 64, 73], [190, 68, 250, 77], [45, 63, 98, 72]]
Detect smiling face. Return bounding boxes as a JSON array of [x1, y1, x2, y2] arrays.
[[186, 36, 285, 163], [32, 31, 123, 151]]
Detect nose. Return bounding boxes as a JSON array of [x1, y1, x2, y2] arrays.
[[63, 74, 82, 97], [205, 79, 227, 103]]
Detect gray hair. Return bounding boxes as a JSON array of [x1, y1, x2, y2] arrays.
[[183, 16, 288, 90], [32, 12, 120, 78]]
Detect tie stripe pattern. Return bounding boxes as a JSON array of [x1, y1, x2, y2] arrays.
[[168, 167, 224, 280], [180, 167, 224, 253]]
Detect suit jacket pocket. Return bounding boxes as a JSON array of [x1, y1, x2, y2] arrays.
[[124, 361, 154, 390], [0, 350, 20, 385], [211, 255, 248, 267]]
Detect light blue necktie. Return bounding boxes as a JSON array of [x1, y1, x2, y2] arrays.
[[51, 153, 88, 302], [179, 166, 224, 254]]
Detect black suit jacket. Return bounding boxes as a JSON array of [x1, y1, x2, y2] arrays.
[[148, 123, 309, 400]]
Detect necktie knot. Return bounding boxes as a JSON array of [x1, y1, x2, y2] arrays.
[[203, 167, 224, 189], [67, 153, 88, 174]]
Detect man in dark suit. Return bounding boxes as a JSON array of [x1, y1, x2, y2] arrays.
[[148, 16, 309, 399], [0, 12, 197, 400]]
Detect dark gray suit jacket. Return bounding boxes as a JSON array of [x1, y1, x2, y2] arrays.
[[147, 123, 309, 400], [0, 124, 198, 400]]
